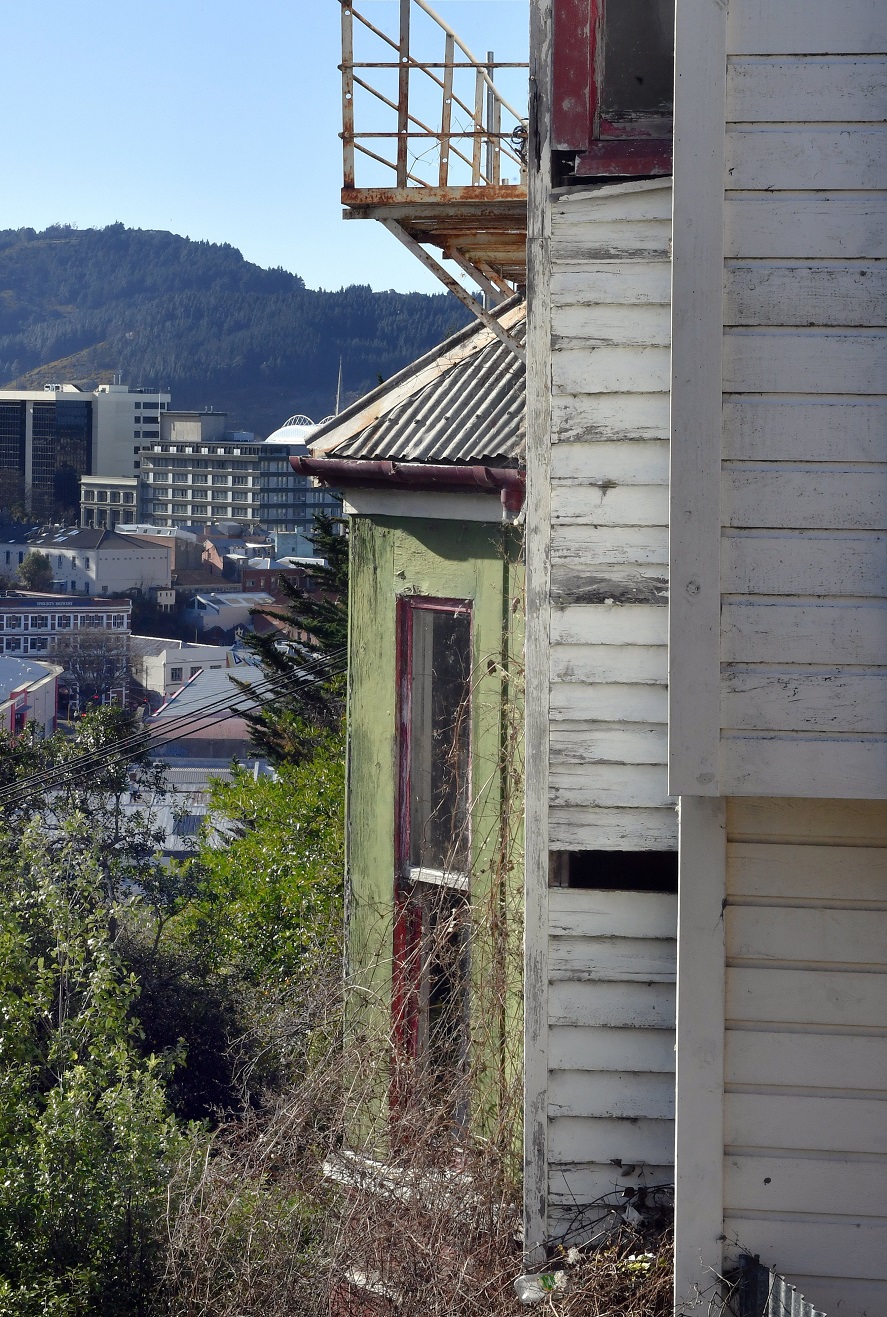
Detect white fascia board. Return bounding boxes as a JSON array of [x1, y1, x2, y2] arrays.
[[342, 488, 509, 524]]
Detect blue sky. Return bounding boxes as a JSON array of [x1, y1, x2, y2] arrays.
[[2, 0, 527, 293]]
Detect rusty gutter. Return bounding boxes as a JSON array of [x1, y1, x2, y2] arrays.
[[291, 456, 525, 513]]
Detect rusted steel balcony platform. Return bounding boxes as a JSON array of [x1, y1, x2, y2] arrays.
[[339, 0, 528, 354], [341, 185, 527, 287]]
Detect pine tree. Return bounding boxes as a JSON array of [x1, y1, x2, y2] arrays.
[[236, 513, 348, 763]]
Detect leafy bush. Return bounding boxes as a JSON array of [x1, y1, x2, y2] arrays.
[[181, 737, 345, 986], [0, 832, 191, 1314]]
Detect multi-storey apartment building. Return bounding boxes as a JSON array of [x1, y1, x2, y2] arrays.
[[139, 410, 341, 534], [0, 382, 169, 519], [139, 411, 261, 528]]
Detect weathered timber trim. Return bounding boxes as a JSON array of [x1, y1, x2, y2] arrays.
[[668, 0, 727, 795], [381, 220, 527, 364], [342, 488, 508, 524], [523, 0, 552, 1269], [674, 795, 726, 1310], [551, 572, 669, 607]]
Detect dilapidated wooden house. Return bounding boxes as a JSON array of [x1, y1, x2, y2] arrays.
[[296, 308, 526, 1146], [525, 1, 887, 1312], [328, 0, 887, 1311]]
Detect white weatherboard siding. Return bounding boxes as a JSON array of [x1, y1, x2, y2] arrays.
[[723, 798, 887, 1317], [670, 0, 887, 799], [670, 0, 887, 1306], [547, 889, 676, 1240], [537, 179, 678, 1246], [720, 27, 887, 797], [549, 180, 675, 850]]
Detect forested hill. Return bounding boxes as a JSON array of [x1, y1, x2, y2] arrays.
[[0, 224, 469, 436]]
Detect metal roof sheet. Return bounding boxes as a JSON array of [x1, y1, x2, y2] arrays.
[[311, 305, 525, 467]]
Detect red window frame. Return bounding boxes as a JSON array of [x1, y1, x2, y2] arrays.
[[552, 0, 673, 177], [391, 596, 472, 1077]]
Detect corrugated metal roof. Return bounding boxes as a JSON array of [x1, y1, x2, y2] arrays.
[[733, 1257, 828, 1317], [311, 305, 525, 467]]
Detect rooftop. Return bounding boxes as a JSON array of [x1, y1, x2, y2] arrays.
[[147, 662, 264, 725], [0, 656, 63, 689], [22, 527, 161, 552], [309, 301, 525, 467], [184, 591, 275, 611]]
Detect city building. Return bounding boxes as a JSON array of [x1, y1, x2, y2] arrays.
[[260, 414, 341, 535], [182, 590, 274, 640], [6, 527, 170, 596], [0, 382, 169, 519], [0, 655, 63, 738], [129, 638, 233, 702], [240, 557, 323, 595], [139, 411, 262, 528], [0, 594, 130, 658], [80, 475, 140, 529], [0, 594, 132, 712], [115, 523, 204, 573]]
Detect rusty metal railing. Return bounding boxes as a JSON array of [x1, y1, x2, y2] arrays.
[[340, 0, 528, 192]]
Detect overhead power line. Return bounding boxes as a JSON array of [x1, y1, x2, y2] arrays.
[[0, 649, 346, 810]]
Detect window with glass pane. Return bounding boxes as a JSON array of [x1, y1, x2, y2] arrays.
[[406, 604, 471, 878]]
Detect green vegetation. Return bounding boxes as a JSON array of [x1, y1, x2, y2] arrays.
[[0, 838, 187, 1316], [185, 749, 344, 983], [240, 512, 349, 763], [16, 550, 53, 592], [0, 696, 345, 1313], [0, 224, 469, 435]]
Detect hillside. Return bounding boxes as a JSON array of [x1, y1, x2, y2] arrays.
[[0, 224, 469, 435]]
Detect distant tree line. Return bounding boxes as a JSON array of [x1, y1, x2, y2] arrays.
[[0, 225, 469, 433]]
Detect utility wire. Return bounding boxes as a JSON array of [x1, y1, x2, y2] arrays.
[[0, 649, 346, 808], [3, 650, 345, 799], [1, 663, 345, 810]]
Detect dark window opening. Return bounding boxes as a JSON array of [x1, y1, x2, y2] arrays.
[[602, 0, 674, 121], [400, 601, 472, 879], [392, 884, 470, 1126], [393, 598, 473, 1122], [550, 849, 678, 893], [551, 0, 674, 182]]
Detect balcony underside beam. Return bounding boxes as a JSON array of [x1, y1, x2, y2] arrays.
[[380, 219, 526, 364]]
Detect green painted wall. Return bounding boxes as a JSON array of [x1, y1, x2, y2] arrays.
[[345, 513, 524, 1146]]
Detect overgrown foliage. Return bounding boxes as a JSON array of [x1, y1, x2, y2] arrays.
[[0, 714, 193, 1314], [0, 555, 687, 1316]]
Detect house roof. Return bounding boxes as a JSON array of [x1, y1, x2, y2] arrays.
[[185, 591, 275, 613], [21, 528, 160, 552], [147, 663, 264, 724], [308, 301, 526, 467]]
